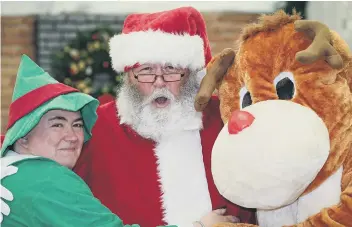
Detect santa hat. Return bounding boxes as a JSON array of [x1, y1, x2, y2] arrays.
[[109, 6, 212, 73], [0, 55, 99, 157]]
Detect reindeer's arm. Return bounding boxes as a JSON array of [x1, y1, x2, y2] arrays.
[[287, 152, 352, 227]]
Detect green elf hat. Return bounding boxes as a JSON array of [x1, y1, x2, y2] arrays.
[[0, 55, 100, 157]]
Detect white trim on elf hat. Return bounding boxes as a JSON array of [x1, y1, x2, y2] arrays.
[[109, 7, 212, 72]]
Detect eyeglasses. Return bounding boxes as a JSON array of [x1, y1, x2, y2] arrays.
[[132, 71, 185, 83], [134, 73, 185, 83], [132, 65, 187, 83]]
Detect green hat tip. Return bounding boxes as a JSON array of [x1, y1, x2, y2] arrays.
[[18, 54, 46, 77], [12, 55, 58, 102], [21, 54, 30, 59]]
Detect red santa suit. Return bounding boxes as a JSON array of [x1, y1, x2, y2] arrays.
[[74, 7, 256, 227]]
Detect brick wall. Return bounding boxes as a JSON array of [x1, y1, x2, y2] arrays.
[[0, 12, 258, 134], [203, 12, 259, 55], [1, 16, 36, 133]]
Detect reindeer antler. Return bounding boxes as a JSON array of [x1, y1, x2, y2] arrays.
[[194, 48, 235, 112], [294, 20, 344, 69]]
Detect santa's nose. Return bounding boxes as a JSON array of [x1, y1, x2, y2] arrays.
[[228, 110, 255, 134]]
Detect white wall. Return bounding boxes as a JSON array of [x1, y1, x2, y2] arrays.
[[1, 1, 277, 15], [2, 1, 350, 48], [307, 1, 352, 49]]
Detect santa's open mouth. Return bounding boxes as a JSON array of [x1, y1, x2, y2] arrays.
[[153, 96, 170, 108]]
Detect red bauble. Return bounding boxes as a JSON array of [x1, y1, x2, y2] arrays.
[[103, 61, 109, 68]]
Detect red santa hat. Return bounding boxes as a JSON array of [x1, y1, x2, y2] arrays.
[[109, 7, 212, 73]]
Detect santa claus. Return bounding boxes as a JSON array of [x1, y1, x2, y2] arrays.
[[73, 7, 255, 227]]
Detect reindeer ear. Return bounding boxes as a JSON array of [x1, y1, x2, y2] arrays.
[[194, 48, 235, 112]]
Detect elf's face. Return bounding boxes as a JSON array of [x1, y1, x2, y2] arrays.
[[19, 110, 84, 169], [128, 63, 189, 108]]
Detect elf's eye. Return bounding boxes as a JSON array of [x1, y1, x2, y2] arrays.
[[274, 72, 295, 100], [165, 65, 175, 70], [239, 86, 252, 109]]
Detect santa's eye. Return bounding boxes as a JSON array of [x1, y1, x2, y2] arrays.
[[274, 72, 295, 100], [239, 86, 252, 109]]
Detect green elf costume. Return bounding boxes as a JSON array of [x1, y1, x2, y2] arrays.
[[0, 55, 171, 227]]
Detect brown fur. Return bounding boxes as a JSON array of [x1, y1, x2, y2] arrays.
[[330, 31, 352, 89], [215, 11, 352, 227], [240, 10, 301, 42]]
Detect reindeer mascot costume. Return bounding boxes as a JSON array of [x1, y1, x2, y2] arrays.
[[196, 10, 352, 227]]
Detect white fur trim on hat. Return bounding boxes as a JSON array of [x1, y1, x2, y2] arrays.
[[109, 29, 205, 72], [196, 67, 207, 85]]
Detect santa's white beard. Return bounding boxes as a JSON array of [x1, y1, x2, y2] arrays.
[[116, 74, 203, 142]]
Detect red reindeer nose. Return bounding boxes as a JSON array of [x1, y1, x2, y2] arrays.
[[228, 110, 255, 134]]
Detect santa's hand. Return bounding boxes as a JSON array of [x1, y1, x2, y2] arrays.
[[213, 223, 259, 227], [194, 48, 236, 112], [0, 165, 18, 223], [194, 208, 240, 227], [294, 20, 344, 69]]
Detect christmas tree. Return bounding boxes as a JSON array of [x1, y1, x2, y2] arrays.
[[276, 1, 308, 19], [51, 27, 122, 98]]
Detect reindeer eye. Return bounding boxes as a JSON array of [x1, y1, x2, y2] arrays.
[[274, 72, 295, 100], [239, 86, 252, 109]]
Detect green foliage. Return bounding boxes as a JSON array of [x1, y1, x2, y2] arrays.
[[51, 27, 123, 98], [284, 1, 307, 19], [275, 1, 308, 19]]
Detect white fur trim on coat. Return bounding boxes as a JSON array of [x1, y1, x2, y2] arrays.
[[154, 130, 212, 227], [109, 30, 205, 72]]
